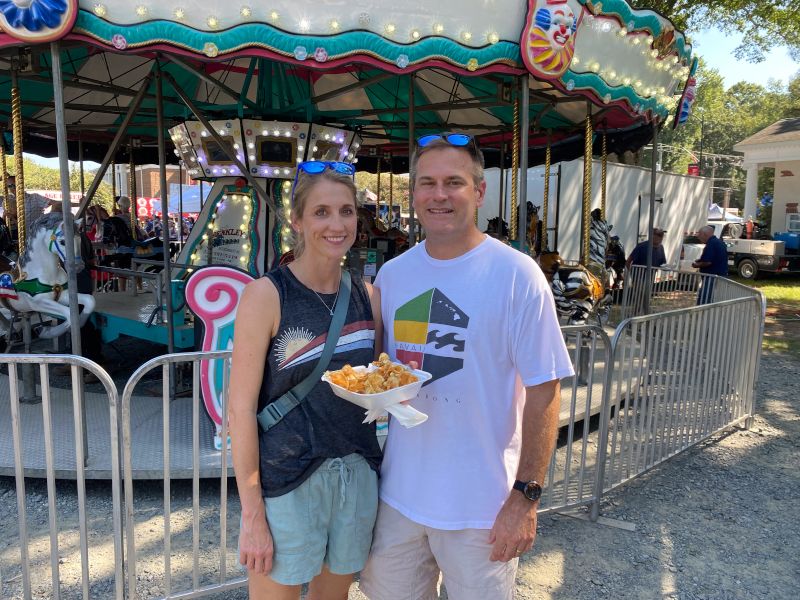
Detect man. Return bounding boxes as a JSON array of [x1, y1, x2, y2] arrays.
[[360, 134, 574, 600], [626, 228, 667, 270], [692, 225, 728, 304]]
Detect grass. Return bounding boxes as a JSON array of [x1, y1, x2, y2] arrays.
[[730, 275, 800, 356]]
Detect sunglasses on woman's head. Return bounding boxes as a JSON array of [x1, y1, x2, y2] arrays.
[[297, 161, 356, 176]]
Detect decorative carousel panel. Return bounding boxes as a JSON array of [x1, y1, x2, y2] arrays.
[[307, 125, 357, 164], [241, 119, 310, 180], [180, 119, 246, 179], [520, 0, 693, 120], [0, 0, 78, 42]]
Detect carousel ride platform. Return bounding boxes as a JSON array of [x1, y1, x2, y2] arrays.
[[92, 290, 196, 351], [0, 372, 230, 480]]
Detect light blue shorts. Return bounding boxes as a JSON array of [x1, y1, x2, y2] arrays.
[[255, 453, 378, 586]]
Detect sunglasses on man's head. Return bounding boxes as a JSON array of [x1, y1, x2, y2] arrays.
[[417, 133, 475, 148]]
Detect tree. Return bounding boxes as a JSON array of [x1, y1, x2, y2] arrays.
[[354, 172, 410, 212], [636, 1, 800, 62]]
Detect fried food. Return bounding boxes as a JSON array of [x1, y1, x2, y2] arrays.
[[325, 353, 418, 394]]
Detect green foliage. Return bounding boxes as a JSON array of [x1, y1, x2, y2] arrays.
[[354, 171, 410, 211], [658, 61, 799, 211], [5, 158, 114, 212], [636, 1, 800, 62]]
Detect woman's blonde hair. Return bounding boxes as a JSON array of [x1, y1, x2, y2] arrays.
[[288, 169, 358, 258]]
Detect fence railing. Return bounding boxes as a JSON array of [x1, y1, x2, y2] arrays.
[[1, 283, 765, 598]]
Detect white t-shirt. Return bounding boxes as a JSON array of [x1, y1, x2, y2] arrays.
[[374, 236, 574, 530]]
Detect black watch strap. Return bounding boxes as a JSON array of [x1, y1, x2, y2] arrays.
[[513, 479, 542, 502]]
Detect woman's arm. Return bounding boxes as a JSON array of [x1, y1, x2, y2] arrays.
[[229, 277, 279, 574], [366, 282, 383, 358]]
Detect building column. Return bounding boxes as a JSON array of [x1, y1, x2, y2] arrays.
[[743, 164, 759, 220]]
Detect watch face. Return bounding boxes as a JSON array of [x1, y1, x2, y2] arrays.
[[524, 482, 542, 501]]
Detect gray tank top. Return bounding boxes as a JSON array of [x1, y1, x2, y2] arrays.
[[257, 266, 381, 497]]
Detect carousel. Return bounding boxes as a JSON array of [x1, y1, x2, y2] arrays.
[[0, 0, 695, 476]]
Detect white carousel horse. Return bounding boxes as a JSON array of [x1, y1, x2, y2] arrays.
[[0, 213, 94, 339]]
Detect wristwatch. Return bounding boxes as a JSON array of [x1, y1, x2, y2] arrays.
[[513, 479, 542, 502]]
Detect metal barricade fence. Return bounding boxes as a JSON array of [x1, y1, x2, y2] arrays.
[[597, 295, 764, 495], [0, 355, 123, 600], [538, 326, 613, 518], [120, 351, 245, 600]]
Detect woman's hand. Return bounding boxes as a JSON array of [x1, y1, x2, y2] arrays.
[[239, 511, 274, 575]]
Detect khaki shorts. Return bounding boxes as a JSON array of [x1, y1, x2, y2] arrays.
[[359, 502, 517, 600]]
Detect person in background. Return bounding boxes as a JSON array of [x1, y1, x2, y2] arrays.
[[359, 134, 573, 600], [693, 225, 729, 304], [626, 228, 667, 269], [229, 161, 383, 600]]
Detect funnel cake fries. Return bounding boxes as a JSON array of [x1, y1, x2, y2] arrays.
[[326, 353, 418, 394]]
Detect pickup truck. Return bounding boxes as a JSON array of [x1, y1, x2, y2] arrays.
[[680, 221, 800, 279]]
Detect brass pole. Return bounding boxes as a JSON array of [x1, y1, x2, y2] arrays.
[[375, 156, 382, 220], [111, 160, 116, 201], [0, 133, 8, 216], [581, 108, 592, 265], [128, 146, 136, 233], [11, 71, 25, 255], [510, 92, 520, 240], [542, 133, 551, 252], [601, 132, 607, 220]]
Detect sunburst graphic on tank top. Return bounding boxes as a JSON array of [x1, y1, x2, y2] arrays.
[[274, 327, 316, 366]]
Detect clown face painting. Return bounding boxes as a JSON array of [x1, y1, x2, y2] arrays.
[[522, 0, 584, 79]]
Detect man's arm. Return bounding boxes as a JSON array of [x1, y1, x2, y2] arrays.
[[488, 378, 561, 562]]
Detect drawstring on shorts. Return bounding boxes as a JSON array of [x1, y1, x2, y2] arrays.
[[328, 457, 353, 508]]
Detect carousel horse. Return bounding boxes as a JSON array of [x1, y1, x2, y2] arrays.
[[0, 213, 95, 339], [355, 206, 409, 257], [485, 217, 509, 241], [538, 250, 608, 325]]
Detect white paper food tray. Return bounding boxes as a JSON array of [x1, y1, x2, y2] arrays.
[[321, 365, 432, 412]]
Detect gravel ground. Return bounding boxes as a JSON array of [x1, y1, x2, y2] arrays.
[[1, 345, 798, 599]]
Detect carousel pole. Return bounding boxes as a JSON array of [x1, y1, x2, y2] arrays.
[[510, 88, 520, 241], [79, 135, 85, 198], [128, 146, 136, 218], [498, 139, 506, 225], [388, 155, 393, 222], [156, 61, 175, 355], [645, 120, 659, 315], [11, 69, 25, 255], [376, 155, 382, 220], [518, 75, 530, 249], [581, 104, 593, 265], [601, 131, 607, 220], [0, 132, 8, 217], [111, 160, 116, 200], [407, 74, 416, 246], [542, 132, 551, 252], [179, 161, 184, 248]]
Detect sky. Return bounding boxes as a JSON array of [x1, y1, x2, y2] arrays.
[[692, 27, 797, 88], [23, 26, 797, 171]]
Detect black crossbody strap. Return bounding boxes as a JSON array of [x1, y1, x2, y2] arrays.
[[257, 270, 352, 432]]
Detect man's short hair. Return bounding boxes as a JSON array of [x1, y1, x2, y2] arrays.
[[409, 137, 485, 188]]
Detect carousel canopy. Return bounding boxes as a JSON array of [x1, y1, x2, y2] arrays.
[[0, 0, 695, 170]]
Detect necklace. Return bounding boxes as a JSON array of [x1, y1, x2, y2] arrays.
[[311, 275, 341, 316]]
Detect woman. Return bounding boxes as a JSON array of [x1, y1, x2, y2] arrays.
[[229, 162, 382, 600]]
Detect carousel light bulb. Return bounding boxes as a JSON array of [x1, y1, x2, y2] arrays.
[[273, 129, 280, 136], [191, 253, 198, 260], [461, 31, 472, 42], [572, 56, 580, 66], [433, 23, 444, 34], [488, 31, 500, 44], [135, 5, 148, 17], [312, 146, 318, 152], [233, 143, 240, 149], [296, 157, 303, 163], [618, 27, 627, 36], [384, 23, 396, 34], [243, 244, 249, 250], [608, 70, 617, 80], [282, 227, 291, 234], [650, 49, 659, 58], [646, 35, 654, 45], [297, 145, 304, 151], [207, 16, 219, 29], [240, 6, 252, 18], [270, 11, 279, 21], [202, 234, 208, 240], [353, 142, 360, 149], [93, 4, 107, 17], [249, 155, 255, 161], [240, 257, 246, 263], [622, 77, 631, 85], [330, 19, 340, 31], [410, 29, 421, 41], [299, 18, 310, 32], [283, 168, 290, 175], [174, 7, 185, 19], [283, 181, 291, 189], [208, 224, 214, 230], [262, 129, 268, 135], [247, 142, 254, 149], [632, 37, 641, 45], [324, 133, 330, 140]]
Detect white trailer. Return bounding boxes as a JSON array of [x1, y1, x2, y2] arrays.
[[480, 158, 711, 265]]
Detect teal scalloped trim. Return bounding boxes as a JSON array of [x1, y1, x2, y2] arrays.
[[565, 70, 669, 117], [576, 0, 692, 60], [74, 11, 519, 68]]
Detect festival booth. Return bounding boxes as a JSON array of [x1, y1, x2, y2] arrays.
[[0, 0, 695, 461]]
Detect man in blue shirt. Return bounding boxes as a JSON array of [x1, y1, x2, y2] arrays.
[[693, 225, 729, 303], [626, 228, 667, 269]]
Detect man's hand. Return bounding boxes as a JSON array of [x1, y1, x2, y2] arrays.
[[488, 492, 538, 562], [239, 511, 274, 575]]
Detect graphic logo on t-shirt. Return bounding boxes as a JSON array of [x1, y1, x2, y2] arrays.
[[275, 321, 374, 370], [394, 289, 468, 384]]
